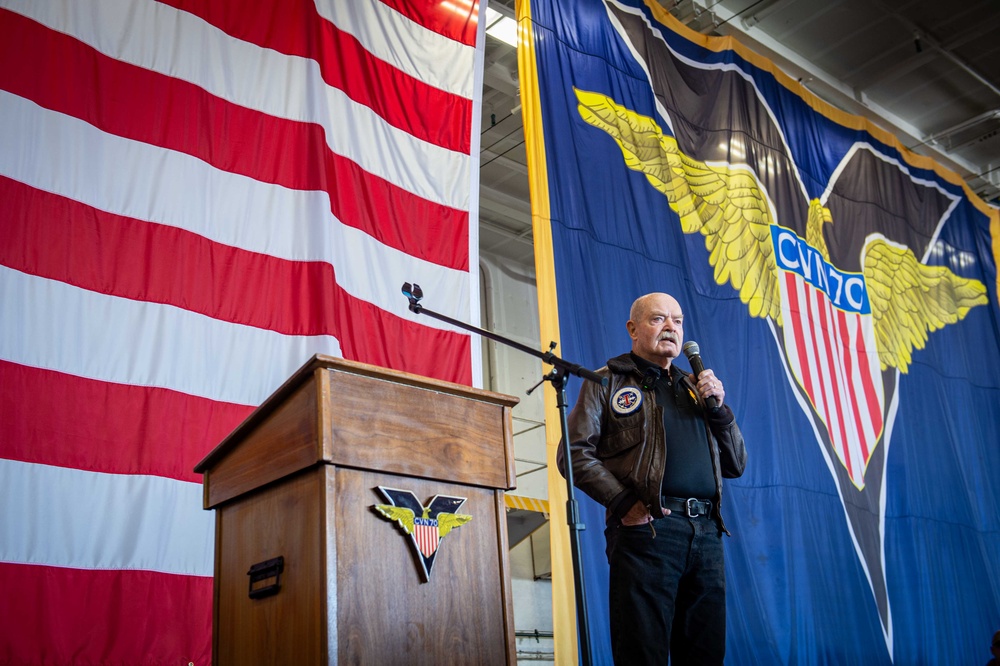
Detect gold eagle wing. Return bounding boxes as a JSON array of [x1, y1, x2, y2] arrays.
[[863, 236, 988, 372], [436, 513, 472, 538], [373, 504, 416, 535], [575, 88, 782, 324]]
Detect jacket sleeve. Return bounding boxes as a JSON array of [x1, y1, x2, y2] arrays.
[[708, 405, 747, 478], [557, 373, 633, 509]]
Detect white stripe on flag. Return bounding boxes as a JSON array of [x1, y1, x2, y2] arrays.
[[806, 282, 854, 481], [0, 265, 340, 406], [836, 310, 870, 470], [0, 458, 214, 576], [782, 270, 885, 487], [859, 313, 886, 426], [796, 276, 829, 425], [824, 296, 864, 481]]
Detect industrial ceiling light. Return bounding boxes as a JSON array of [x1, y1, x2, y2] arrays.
[[485, 7, 518, 47]]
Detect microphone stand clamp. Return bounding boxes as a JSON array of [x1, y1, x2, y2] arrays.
[[401, 282, 424, 314]]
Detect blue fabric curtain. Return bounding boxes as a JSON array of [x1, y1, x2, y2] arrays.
[[522, 0, 1000, 663]]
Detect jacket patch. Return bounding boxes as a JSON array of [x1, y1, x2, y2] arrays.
[[611, 386, 643, 415]]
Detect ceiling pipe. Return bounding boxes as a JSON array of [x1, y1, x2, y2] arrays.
[[868, 0, 1000, 100], [911, 109, 1000, 149], [700, 0, 1000, 202], [742, 0, 796, 29], [915, 29, 1000, 100]]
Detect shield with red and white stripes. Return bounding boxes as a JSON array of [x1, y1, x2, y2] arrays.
[[413, 517, 440, 558], [772, 226, 886, 488]]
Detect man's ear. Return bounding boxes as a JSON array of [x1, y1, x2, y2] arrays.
[[626, 320, 637, 339]]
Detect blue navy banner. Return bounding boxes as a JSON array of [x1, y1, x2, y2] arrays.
[[519, 0, 1000, 663]]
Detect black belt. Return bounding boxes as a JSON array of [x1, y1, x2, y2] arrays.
[[662, 496, 712, 518]]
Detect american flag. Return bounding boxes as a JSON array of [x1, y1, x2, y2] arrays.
[[0, 0, 483, 662]]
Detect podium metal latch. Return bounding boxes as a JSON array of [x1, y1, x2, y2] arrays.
[[247, 556, 284, 599]]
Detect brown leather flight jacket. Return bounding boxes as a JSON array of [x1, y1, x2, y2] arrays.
[[559, 353, 747, 533]]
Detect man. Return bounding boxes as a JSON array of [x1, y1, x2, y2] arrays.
[[560, 292, 747, 665]]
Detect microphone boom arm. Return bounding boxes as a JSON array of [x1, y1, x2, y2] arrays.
[[400, 282, 607, 386], [401, 281, 604, 665]]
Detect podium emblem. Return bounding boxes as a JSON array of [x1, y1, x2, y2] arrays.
[[372, 487, 472, 582]]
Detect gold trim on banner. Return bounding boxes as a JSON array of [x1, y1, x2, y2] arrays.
[[515, 0, 578, 663]]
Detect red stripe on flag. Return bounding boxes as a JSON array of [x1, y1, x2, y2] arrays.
[[0, 563, 212, 666], [0, 10, 469, 272], [332, 292, 474, 385], [837, 308, 870, 461], [855, 316, 884, 438], [785, 273, 815, 404], [157, 0, 473, 153], [377, 0, 481, 46], [0, 175, 472, 384], [801, 288, 827, 417], [801, 284, 838, 463], [815, 289, 853, 479], [0, 360, 250, 483]]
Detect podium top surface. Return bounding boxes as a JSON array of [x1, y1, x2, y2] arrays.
[[196, 355, 519, 473], [193, 355, 520, 499]]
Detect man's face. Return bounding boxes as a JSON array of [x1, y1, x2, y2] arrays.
[[627, 293, 684, 367]]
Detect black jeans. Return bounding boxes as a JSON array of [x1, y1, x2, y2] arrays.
[[605, 513, 726, 665]]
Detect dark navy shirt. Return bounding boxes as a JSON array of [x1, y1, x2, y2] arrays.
[[630, 353, 715, 499]]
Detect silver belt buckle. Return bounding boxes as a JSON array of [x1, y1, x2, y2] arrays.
[[685, 497, 699, 518]]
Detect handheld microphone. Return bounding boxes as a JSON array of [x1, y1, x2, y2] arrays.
[[682, 341, 718, 410]]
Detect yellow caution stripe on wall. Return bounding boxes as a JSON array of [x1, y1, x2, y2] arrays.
[[504, 494, 550, 514]]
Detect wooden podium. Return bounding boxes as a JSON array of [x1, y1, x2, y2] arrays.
[[194, 355, 520, 665]]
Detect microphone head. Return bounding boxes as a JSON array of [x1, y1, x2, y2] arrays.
[[682, 341, 700, 358]]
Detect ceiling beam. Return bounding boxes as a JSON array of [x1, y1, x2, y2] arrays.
[[687, 2, 996, 199]]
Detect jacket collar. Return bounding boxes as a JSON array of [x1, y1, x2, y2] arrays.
[[607, 352, 641, 377], [608, 352, 676, 380], [608, 352, 688, 389]]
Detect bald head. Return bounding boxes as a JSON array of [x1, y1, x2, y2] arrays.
[[627, 292, 684, 367]]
